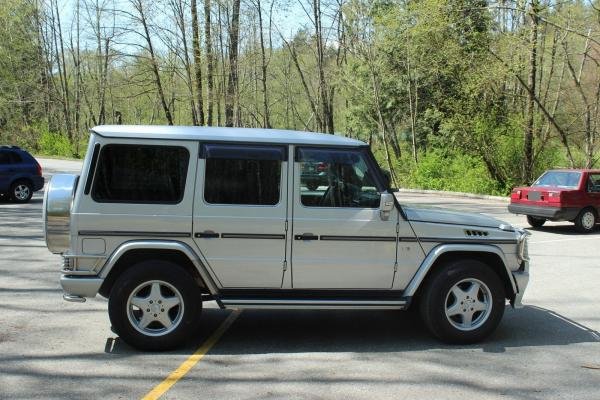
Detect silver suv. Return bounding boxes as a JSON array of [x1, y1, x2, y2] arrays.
[[44, 125, 529, 350]]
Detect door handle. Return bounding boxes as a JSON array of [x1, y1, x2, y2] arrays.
[[294, 233, 318, 240], [195, 231, 220, 238]]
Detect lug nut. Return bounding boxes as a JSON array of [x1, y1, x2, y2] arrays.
[[154, 314, 157, 317], [161, 309, 164, 312], [149, 300, 153, 304], [146, 308, 150, 312]]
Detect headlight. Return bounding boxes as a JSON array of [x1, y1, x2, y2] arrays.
[[516, 229, 530, 262]]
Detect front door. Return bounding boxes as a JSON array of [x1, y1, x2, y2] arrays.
[[192, 143, 289, 288], [291, 147, 398, 289]]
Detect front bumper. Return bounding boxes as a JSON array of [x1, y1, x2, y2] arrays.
[[60, 274, 103, 301], [510, 261, 529, 308], [508, 203, 579, 221]]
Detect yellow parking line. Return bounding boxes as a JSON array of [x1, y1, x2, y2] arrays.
[[141, 310, 241, 400]]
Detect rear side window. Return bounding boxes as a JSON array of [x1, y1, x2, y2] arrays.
[[92, 144, 189, 204], [0, 151, 21, 164], [202, 144, 284, 205], [9, 152, 22, 163]]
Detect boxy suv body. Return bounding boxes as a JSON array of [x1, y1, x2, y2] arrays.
[[44, 126, 530, 350], [0, 145, 44, 203]]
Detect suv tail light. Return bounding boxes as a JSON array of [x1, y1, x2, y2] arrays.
[[36, 162, 42, 176]]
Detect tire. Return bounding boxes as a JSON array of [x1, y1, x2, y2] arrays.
[[526, 215, 545, 228], [108, 260, 202, 351], [574, 208, 596, 233], [10, 180, 33, 203], [419, 259, 506, 344]]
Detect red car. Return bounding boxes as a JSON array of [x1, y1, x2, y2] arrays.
[[508, 169, 600, 233]]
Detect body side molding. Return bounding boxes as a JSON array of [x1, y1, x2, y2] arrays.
[[99, 240, 220, 294], [403, 243, 517, 298]]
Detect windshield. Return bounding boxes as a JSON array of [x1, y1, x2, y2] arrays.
[[532, 171, 581, 188]]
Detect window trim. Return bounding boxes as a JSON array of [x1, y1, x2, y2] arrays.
[[200, 143, 288, 161], [90, 143, 190, 205], [296, 146, 384, 210]]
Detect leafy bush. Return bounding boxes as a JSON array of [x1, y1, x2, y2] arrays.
[[394, 150, 504, 195], [37, 129, 74, 158]]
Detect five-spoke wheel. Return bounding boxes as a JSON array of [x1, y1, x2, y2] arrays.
[[109, 260, 202, 350], [444, 279, 492, 331], [11, 181, 32, 203], [419, 259, 505, 344]]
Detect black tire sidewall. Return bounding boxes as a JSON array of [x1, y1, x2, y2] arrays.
[[420, 259, 506, 344], [11, 180, 33, 203], [575, 208, 596, 233], [526, 215, 545, 228], [108, 260, 202, 351]]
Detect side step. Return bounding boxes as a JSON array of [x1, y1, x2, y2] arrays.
[[220, 298, 409, 310], [216, 289, 410, 310]]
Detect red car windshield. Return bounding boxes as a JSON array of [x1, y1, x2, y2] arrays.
[[532, 171, 581, 188]]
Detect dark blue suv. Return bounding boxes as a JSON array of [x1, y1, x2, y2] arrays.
[[0, 146, 44, 203]]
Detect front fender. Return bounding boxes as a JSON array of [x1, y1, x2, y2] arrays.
[[403, 243, 517, 298]]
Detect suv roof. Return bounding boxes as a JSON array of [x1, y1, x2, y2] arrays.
[[91, 125, 367, 147]]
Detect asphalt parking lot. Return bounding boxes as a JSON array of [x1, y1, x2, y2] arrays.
[[1, 158, 599, 400]]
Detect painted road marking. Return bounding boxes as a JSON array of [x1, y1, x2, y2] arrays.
[[141, 310, 241, 400]]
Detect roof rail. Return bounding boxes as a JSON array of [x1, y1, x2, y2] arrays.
[[0, 145, 20, 149]]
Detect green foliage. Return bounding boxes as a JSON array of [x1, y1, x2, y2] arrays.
[[394, 150, 503, 195], [37, 129, 75, 158]]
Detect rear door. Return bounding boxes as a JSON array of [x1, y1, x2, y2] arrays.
[[192, 143, 289, 288], [290, 147, 398, 289]]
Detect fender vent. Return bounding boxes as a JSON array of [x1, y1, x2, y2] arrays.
[[464, 229, 489, 237]]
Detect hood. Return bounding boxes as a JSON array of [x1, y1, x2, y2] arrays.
[[402, 204, 507, 229]]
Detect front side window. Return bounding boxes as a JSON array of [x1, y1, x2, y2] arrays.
[[92, 144, 189, 203], [297, 148, 381, 208], [203, 144, 283, 205]]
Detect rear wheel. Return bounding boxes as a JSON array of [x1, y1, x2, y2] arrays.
[[419, 259, 506, 344], [108, 260, 202, 351], [10, 180, 32, 203], [574, 208, 596, 233], [526, 215, 545, 228]]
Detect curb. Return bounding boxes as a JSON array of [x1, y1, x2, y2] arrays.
[[395, 188, 510, 203]]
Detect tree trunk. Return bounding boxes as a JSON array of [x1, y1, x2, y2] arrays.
[[523, 0, 539, 183], [132, 0, 173, 125], [204, 0, 214, 126], [256, 0, 271, 128], [190, 0, 204, 125], [225, 0, 241, 127]]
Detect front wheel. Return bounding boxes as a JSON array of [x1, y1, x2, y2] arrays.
[[108, 260, 202, 351], [419, 259, 505, 344], [574, 208, 596, 233], [526, 215, 545, 228]]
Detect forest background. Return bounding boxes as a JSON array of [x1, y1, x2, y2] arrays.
[[1, 0, 599, 194]]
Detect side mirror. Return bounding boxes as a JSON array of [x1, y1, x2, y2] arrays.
[[379, 192, 395, 221]]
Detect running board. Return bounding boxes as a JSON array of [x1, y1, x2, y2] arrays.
[[220, 298, 410, 310]]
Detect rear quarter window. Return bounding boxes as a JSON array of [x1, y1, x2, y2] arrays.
[[91, 144, 189, 204]]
